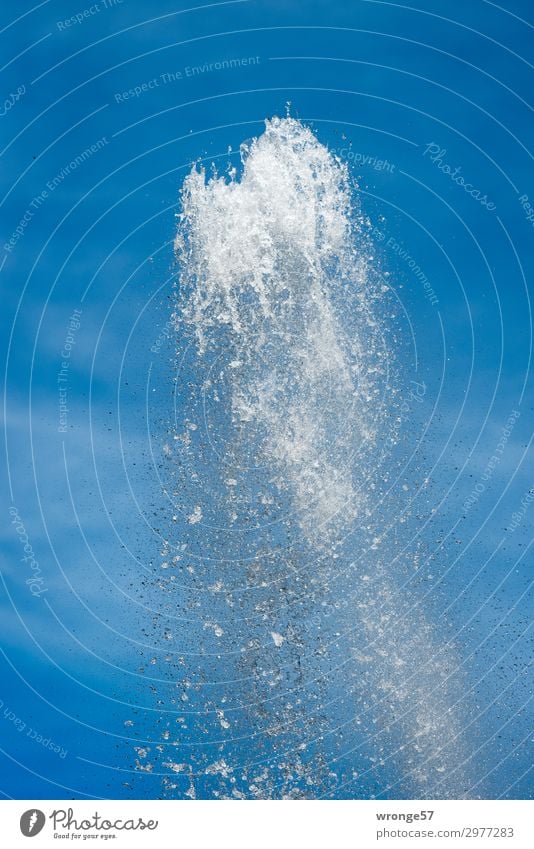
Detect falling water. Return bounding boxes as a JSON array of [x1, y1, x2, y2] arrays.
[[146, 117, 474, 799]]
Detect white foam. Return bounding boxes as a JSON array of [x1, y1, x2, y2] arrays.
[[175, 116, 375, 538]]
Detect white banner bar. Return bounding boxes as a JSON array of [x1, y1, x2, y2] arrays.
[[1, 799, 532, 848]]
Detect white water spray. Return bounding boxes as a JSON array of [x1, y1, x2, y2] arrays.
[[166, 117, 472, 798], [175, 117, 381, 540]]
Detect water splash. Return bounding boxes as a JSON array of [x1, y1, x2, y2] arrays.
[[175, 117, 381, 542], [143, 117, 474, 799]]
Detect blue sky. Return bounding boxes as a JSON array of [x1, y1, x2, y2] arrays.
[[0, 0, 532, 799]]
